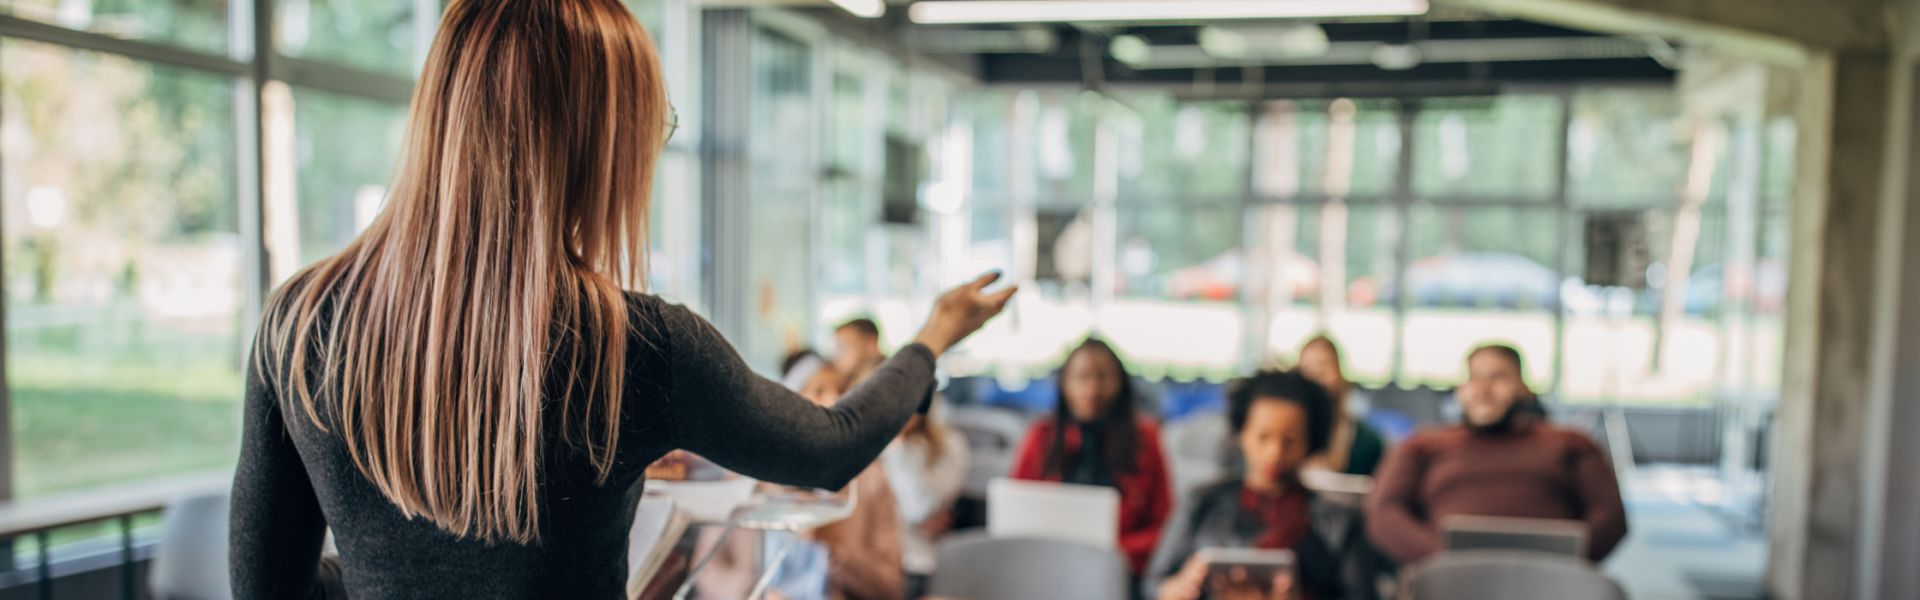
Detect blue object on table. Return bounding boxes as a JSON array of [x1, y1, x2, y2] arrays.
[[1365, 409, 1418, 441], [1160, 381, 1226, 422], [982, 376, 1058, 412], [764, 531, 829, 600]]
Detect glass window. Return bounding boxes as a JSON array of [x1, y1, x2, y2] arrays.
[[738, 26, 816, 371], [1119, 96, 1250, 201], [1399, 203, 1561, 388], [282, 87, 409, 277], [1568, 88, 1687, 205], [1255, 202, 1399, 385], [1412, 95, 1561, 200], [1, 40, 242, 497], [1293, 99, 1402, 199], [1115, 205, 1242, 300], [277, 0, 430, 75], [0, 0, 231, 54]]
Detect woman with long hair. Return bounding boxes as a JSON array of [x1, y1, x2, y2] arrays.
[[1009, 338, 1173, 574], [227, 2, 1013, 597]]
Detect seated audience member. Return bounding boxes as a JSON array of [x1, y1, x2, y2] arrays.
[[699, 352, 904, 600], [1365, 345, 1628, 565], [1296, 336, 1388, 476], [833, 318, 887, 385], [1148, 370, 1385, 600], [882, 404, 970, 600], [1011, 338, 1173, 575]]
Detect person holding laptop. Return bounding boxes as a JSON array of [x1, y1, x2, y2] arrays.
[[1147, 370, 1385, 600], [1010, 338, 1174, 574], [1365, 345, 1628, 565]]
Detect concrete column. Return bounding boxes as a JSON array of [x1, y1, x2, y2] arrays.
[[1768, 50, 1893, 600]]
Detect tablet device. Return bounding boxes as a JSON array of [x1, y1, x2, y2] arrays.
[[1196, 547, 1295, 595]]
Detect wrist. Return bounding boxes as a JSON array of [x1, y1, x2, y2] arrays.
[[912, 328, 952, 358]]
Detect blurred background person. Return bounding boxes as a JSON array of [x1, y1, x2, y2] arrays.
[[1011, 338, 1173, 575], [881, 403, 970, 600], [1296, 336, 1387, 477], [1366, 345, 1628, 565], [834, 318, 887, 386], [696, 350, 906, 600], [1148, 370, 1384, 600]]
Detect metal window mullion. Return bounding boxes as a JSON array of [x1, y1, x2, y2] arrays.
[[1550, 89, 1573, 398], [0, 15, 247, 76], [235, 0, 272, 350], [268, 56, 414, 104], [1389, 100, 1417, 385], [0, 30, 15, 574]]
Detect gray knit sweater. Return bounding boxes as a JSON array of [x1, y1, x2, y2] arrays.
[[230, 293, 935, 599]]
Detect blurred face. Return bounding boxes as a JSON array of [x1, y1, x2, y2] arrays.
[[1239, 398, 1312, 489], [800, 364, 849, 408], [1062, 348, 1124, 422], [1461, 350, 1530, 428], [833, 328, 881, 375], [1297, 342, 1347, 401]]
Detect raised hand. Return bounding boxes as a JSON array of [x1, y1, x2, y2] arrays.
[[912, 272, 1019, 358]]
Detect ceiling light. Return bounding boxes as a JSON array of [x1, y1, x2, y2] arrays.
[[1110, 34, 1152, 66], [831, 0, 886, 18], [908, 0, 1428, 25], [1371, 43, 1423, 70]]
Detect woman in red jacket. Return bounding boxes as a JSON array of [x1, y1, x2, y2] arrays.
[[1011, 338, 1173, 574]]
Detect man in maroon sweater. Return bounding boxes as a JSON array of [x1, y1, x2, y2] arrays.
[[1366, 345, 1628, 565]]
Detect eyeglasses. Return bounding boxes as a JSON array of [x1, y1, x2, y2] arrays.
[[665, 104, 680, 144]]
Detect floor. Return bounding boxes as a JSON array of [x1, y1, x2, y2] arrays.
[[1605, 467, 1768, 600]]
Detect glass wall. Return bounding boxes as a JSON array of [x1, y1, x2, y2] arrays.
[[2, 39, 242, 497], [929, 85, 1789, 409], [0, 0, 705, 505]]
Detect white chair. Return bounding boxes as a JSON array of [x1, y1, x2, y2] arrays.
[[149, 491, 232, 600], [1397, 550, 1626, 600]]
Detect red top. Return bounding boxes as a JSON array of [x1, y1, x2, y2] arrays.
[[1010, 417, 1174, 574], [1242, 486, 1313, 551], [1365, 423, 1630, 564]]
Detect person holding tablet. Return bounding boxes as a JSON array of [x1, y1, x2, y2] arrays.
[[1147, 371, 1386, 600]]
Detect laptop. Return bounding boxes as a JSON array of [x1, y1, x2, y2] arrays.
[[1300, 470, 1374, 508], [986, 478, 1120, 550], [1440, 515, 1589, 558]]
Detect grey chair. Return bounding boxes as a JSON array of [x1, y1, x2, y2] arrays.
[[150, 491, 232, 600], [1162, 415, 1229, 466], [927, 534, 1128, 600], [947, 406, 1031, 453], [1397, 550, 1626, 600]]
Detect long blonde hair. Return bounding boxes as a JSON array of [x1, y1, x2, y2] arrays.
[[257, 0, 667, 544]]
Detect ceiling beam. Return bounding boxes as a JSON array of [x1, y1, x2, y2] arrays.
[[1436, 0, 1886, 64]]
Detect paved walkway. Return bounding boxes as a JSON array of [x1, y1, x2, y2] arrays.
[[1605, 467, 1767, 600]]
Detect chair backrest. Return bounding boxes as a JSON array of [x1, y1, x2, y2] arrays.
[[150, 491, 233, 600], [927, 534, 1129, 600], [1398, 550, 1625, 600], [946, 406, 1032, 453], [1162, 414, 1229, 465]]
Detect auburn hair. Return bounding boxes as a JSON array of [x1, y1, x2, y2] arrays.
[[257, 0, 667, 544]]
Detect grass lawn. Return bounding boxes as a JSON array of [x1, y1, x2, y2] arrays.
[[6, 305, 244, 498]]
